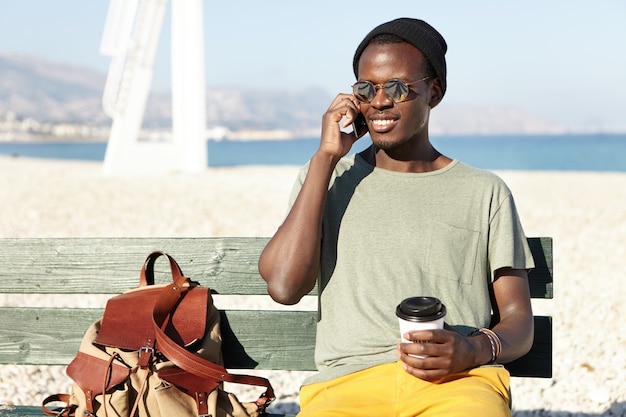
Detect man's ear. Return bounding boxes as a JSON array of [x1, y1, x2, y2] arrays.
[[429, 78, 444, 108]]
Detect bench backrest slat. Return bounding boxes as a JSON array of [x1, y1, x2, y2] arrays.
[[526, 237, 553, 299], [0, 237, 552, 298], [0, 306, 550, 377], [0, 237, 271, 295], [0, 307, 318, 370]]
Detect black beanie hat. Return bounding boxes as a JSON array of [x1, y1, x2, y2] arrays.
[[352, 18, 448, 98]]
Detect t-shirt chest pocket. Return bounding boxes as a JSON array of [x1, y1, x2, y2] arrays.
[[423, 220, 480, 285]]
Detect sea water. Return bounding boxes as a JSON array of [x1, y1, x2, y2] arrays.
[[1, 134, 625, 172]]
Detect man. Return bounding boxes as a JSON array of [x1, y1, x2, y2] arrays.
[[259, 18, 534, 416]]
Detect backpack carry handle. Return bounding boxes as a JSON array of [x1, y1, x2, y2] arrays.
[[140, 250, 186, 286]]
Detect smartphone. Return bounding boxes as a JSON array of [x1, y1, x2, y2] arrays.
[[352, 113, 368, 139]]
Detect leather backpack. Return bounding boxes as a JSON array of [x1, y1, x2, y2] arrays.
[[42, 251, 274, 417]]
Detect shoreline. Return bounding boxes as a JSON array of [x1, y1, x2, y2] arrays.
[[3, 133, 626, 174], [1, 156, 625, 415], [2, 130, 626, 142]]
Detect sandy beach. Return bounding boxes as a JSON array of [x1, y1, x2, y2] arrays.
[[1, 154, 625, 416]]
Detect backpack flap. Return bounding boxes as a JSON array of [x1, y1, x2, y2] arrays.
[[66, 351, 129, 409], [95, 283, 209, 351]]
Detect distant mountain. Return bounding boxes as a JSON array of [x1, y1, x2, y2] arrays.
[[0, 53, 332, 135], [0, 53, 109, 125], [431, 104, 566, 135], [144, 87, 331, 134], [0, 53, 565, 136]]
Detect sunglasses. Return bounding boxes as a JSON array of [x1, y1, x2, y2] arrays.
[[352, 77, 430, 103]]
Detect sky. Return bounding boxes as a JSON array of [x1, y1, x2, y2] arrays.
[[0, 0, 625, 132]]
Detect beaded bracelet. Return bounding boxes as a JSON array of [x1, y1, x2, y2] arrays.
[[478, 328, 502, 363], [469, 327, 503, 363]]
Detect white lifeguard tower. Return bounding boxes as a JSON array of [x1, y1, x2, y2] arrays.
[[99, 0, 207, 176]]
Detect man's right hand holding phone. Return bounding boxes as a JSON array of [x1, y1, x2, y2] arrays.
[[319, 94, 368, 161]]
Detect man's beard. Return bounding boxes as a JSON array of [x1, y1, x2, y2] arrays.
[[370, 133, 413, 153]]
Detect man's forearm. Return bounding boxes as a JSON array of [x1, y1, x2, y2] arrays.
[[259, 151, 338, 304]]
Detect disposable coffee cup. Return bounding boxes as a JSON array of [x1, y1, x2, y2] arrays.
[[396, 296, 446, 344]]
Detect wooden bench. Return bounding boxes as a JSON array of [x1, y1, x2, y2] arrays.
[[0, 237, 553, 417]]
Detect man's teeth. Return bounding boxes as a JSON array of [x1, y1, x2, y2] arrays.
[[372, 119, 394, 126]]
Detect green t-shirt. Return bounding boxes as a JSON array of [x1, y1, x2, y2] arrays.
[[289, 155, 534, 385]]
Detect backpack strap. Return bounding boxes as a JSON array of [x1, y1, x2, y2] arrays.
[[41, 394, 75, 417], [152, 275, 276, 412]]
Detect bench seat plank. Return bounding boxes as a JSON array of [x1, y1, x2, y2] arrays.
[[0, 405, 55, 417], [0, 406, 293, 417]]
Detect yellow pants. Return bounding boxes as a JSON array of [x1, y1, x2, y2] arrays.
[[298, 361, 511, 417]]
